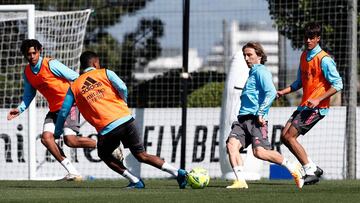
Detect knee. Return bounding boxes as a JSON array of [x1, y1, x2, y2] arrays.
[[41, 133, 53, 145], [253, 148, 265, 159], [226, 139, 240, 154], [281, 132, 294, 145], [97, 149, 108, 161], [64, 136, 77, 148], [133, 152, 148, 163]]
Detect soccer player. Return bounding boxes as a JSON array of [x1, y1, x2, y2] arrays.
[[277, 22, 343, 185], [226, 42, 304, 189], [7, 39, 100, 181], [54, 51, 188, 189]]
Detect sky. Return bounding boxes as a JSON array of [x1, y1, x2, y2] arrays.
[[108, 0, 274, 58]]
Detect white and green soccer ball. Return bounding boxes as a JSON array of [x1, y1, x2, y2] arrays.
[[186, 167, 210, 189]]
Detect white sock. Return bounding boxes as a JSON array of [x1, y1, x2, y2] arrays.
[[122, 170, 140, 183], [307, 157, 317, 169], [281, 158, 291, 170], [161, 162, 178, 176], [303, 163, 316, 175], [233, 166, 245, 181], [60, 158, 80, 175]]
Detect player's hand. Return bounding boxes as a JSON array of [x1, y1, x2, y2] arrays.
[[307, 98, 320, 108], [7, 108, 20, 120], [257, 115, 266, 127], [276, 90, 284, 99]]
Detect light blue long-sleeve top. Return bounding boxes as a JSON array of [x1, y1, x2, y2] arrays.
[[54, 67, 131, 138], [17, 57, 79, 113], [239, 64, 277, 120], [290, 44, 343, 115]]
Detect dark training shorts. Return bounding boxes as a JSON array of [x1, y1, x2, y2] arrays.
[[226, 115, 271, 150], [97, 118, 145, 157], [288, 109, 325, 135], [44, 106, 80, 135]]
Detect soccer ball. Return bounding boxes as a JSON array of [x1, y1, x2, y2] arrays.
[[186, 167, 210, 189]]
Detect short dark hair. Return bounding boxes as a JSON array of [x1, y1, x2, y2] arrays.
[[304, 22, 322, 39], [20, 39, 42, 56], [80, 51, 99, 73], [242, 41, 267, 64]]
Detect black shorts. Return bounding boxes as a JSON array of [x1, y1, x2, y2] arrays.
[[226, 115, 271, 150], [97, 118, 145, 156], [44, 106, 80, 135], [288, 109, 325, 135]]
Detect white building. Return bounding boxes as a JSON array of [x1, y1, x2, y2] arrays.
[[229, 21, 279, 84], [201, 21, 279, 83], [134, 48, 203, 80]]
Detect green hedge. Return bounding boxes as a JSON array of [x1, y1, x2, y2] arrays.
[[187, 82, 224, 107]]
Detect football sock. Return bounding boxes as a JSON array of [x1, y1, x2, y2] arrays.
[[307, 157, 317, 169], [122, 170, 140, 183], [61, 158, 80, 175], [303, 163, 316, 175], [161, 162, 178, 176], [233, 166, 245, 181], [281, 158, 290, 168]]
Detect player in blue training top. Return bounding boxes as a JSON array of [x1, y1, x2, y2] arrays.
[[277, 22, 343, 185], [226, 42, 304, 189]]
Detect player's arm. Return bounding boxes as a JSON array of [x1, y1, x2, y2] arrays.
[[307, 57, 343, 108], [257, 69, 276, 126], [54, 88, 75, 138], [7, 74, 36, 120], [106, 69, 128, 102], [277, 67, 302, 98], [49, 59, 79, 81]]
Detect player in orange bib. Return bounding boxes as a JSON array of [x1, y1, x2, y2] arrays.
[[277, 22, 343, 185], [6, 39, 120, 181], [54, 51, 188, 189]]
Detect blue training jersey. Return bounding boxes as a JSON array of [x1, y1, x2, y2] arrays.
[[239, 64, 276, 120]]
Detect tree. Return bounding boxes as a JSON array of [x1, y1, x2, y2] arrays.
[[0, 0, 166, 107], [119, 18, 164, 85], [267, 0, 358, 105]]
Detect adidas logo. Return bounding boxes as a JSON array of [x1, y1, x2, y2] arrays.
[[81, 76, 102, 94]]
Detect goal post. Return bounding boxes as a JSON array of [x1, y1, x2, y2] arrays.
[[0, 5, 91, 180], [0, 4, 36, 180]]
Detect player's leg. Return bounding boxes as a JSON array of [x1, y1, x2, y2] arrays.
[[252, 146, 304, 189], [281, 110, 324, 185], [42, 112, 81, 180], [249, 119, 304, 189], [118, 120, 187, 189], [281, 124, 308, 164], [63, 131, 96, 148], [97, 133, 144, 189], [225, 120, 248, 189], [62, 106, 96, 148]]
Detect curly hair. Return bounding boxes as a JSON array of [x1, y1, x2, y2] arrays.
[[20, 39, 42, 56]]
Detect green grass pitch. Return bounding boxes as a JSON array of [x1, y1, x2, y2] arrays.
[[1, 179, 360, 202]]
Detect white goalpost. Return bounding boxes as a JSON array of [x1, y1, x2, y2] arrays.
[[0, 4, 36, 180], [0, 5, 91, 180]]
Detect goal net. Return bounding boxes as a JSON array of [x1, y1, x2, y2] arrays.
[[0, 6, 91, 180]]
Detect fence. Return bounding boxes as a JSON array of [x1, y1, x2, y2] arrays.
[[0, 0, 358, 180]]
